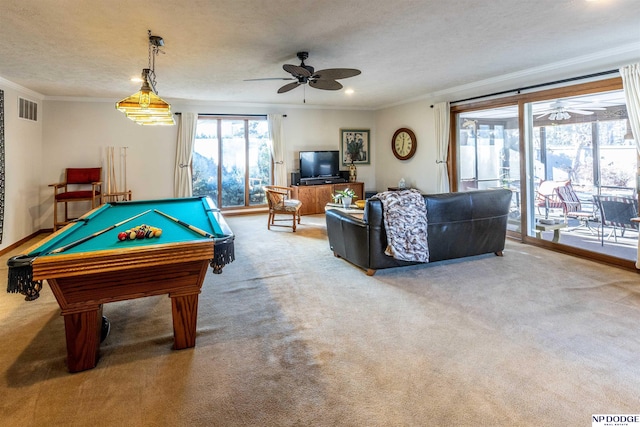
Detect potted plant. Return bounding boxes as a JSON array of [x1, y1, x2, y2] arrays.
[[333, 188, 358, 208]]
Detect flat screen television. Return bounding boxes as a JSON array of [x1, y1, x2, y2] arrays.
[[299, 150, 340, 179]]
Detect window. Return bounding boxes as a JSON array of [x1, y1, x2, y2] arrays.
[[192, 116, 271, 209]]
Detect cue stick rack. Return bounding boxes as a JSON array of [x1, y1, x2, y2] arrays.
[[104, 146, 132, 203]]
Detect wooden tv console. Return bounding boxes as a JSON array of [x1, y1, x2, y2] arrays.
[[291, 182, 364, 215]]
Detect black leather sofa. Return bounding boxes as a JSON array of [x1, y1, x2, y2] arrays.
[[325, 189, 512, 275]]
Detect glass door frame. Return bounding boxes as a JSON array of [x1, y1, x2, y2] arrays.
[[450, 77, 636, 271]]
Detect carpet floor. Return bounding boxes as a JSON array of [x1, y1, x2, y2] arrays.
[[0, 213, 639, 426]]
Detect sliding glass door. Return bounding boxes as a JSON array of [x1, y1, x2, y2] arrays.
[[456, 105, 522, 234], [525, 90, 636, 259], [453, 78, 638, 268]]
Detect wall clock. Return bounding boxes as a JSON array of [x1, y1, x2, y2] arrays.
[[391, 128, 417, 160]]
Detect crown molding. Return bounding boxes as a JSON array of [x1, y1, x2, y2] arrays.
[[0, 76, 45, 100], [43, 95, 376, 112]]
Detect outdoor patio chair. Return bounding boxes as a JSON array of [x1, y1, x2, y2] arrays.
[[534, 180, 566, 219], [593, 195, 638, 246], [556, 182, 597, 233]]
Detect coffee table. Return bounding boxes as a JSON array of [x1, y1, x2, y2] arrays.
[[535, 222, 567, 242]]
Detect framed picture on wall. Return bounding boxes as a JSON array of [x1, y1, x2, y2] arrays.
[[340, 129, 370, 165]]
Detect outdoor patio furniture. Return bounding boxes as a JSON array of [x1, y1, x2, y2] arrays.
[[535, 180, 566, 219], [555, 181, 597, 233], [535, 222, 567, 243], [593, 195, 639, 246]]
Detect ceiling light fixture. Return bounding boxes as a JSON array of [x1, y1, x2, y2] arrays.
[[549, 111, 571, 121], [116, 30, 174, 126]]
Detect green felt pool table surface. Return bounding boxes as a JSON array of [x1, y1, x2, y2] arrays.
[[30, 196, 225, 257]]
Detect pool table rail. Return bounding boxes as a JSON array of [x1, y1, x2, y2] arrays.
[[30, 239, 214, 280]]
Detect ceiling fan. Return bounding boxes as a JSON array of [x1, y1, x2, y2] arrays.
[[535, 100, 605, 120], [245, 51, 361, 94]]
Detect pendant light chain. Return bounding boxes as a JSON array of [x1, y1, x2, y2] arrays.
[[147, 29, 158, 94]]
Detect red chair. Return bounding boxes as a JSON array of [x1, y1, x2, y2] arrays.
[[50, 168, 103, 230]]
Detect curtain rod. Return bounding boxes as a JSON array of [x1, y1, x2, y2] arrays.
[[444, 69, 619, 106], [174, 113, 286, 117]]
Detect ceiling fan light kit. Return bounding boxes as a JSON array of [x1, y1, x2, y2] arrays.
[[548, 111, 571, 120], [116, 31, 175, 126], [535, 99, 605, 121]]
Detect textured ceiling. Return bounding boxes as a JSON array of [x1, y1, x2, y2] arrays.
[[1, 0, 639, 109]]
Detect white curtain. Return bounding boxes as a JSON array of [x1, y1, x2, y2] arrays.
[[268, 114, 287, 186], [174, 112, 198, 197], [619, 64, 640, 268], [434, 101, 451, 193], [620, 64, 640, 156]]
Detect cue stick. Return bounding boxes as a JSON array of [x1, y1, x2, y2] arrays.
[[123, 146, 128, 197], [153, 209, 215, 239], [106, 147, 110, 193], [49, 209, 152, 254]]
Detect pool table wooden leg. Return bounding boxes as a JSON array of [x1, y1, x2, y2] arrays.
[[63, 304, 102, 373], [170, 292, 200, 349]]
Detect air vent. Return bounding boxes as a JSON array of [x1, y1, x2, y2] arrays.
[[18, 98, 38, 121]]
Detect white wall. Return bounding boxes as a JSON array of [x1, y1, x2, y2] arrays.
[[0, 82, 43, 251], [39, 100, 376, 231], [373, 100, 439, 194], [280, 108, 375, 186]]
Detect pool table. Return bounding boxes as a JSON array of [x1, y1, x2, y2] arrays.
[[7, 196, 234, 372]]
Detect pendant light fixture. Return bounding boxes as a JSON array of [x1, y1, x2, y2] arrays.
[[116, 31, 175, 126]]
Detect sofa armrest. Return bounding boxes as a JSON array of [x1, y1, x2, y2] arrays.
[[325, 209, 371, 270]]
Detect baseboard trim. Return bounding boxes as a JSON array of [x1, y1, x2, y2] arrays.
[[0, 230, 49, 256]]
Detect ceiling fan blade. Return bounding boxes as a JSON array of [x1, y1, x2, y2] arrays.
[[244, 77, 295, 81], [309, 79, 343, 91], [535, 112, 551, 119], [283, 64, 311, 77], [277, 82, 301, 93], [313, 68, 361, 80], [566, 109, 594, 115]]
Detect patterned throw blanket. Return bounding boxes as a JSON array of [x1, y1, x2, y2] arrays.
[[375, 189, 429, 262]]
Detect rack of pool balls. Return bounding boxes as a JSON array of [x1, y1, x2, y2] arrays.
[[117, 224, 163, 241]]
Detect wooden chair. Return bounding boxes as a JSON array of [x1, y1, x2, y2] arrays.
[[264, 185, 302, 231], [50, 167, 103, 231]]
